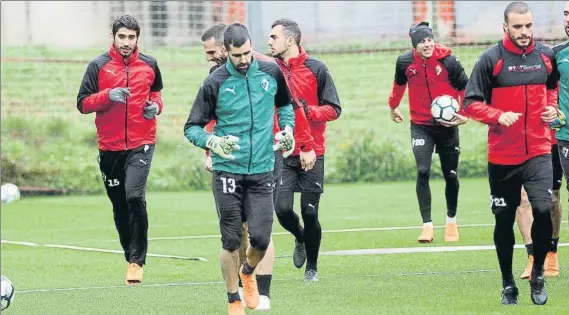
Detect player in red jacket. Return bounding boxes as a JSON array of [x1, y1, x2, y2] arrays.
[[388, 22, 469, 244], [200, 23, 314, 311], [77, 15, 163, 285], [462, 2, 558, 305], [268, 19, 341, 281]]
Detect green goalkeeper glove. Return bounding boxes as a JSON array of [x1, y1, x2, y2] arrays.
[[206, 135, 240, 160], [273, 126, 295, 158], [549, 107, 567, 131]]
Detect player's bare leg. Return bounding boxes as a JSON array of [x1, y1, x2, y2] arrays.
[[220, 249, 244, 314], [254, 238, 275, 310], [517, 187, 534, 279], [238, 223, 248, 266], [238, 234, 274, 310]]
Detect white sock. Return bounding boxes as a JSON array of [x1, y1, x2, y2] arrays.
[[423, 222, 434, 228], [446, 216, 456, 224]]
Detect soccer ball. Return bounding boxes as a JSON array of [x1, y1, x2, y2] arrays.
[[1, 183, 21, 204], [549, 108, 567, 131], [1, 275, 15, 311], [431, 95, 459, 123]]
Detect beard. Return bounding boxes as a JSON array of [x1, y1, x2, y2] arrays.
[[508, 32, 532, 49], [113, 42, 135, 58]]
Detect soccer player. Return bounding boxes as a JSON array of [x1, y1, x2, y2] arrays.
[[463, 1, 558, 305], [388, 21, 469, 243], [198, 24, 313, 310], [268, 19, 341, 281], [76, 15, 163, 285], [185, 23, 297, 315]]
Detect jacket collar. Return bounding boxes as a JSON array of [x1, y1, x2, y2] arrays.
[[225, 55, 260, 78], [502, 33, 535, 55], [276, 46, 308, 68], [108, 44, 139, 65]]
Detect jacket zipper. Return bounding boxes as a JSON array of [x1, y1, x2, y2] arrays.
[[124, 61, 130, 150], [524, 85, 529, 155], [245, 75, 254, 173], [422, 62, 433, 101]]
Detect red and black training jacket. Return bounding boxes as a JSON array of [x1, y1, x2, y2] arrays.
[[388, 44, 469, 125], [463, 35, 558, 165], [276, 46, 341, 157], [77, 45, 163, 151]]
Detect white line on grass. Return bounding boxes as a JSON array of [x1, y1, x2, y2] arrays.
[[318, 242, 569, 256], [141, 222, 498, 242], [17, 265, 569, 295], [1, 240, 208, 262], [14, 243, 569, 295]]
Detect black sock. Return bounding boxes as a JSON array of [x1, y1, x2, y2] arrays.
[[227, 291, 240, 303], [550, 238, 559, 253], [242, 261, 255, 275], [256, 275, 272, 297], [525, 243, 533, 256]]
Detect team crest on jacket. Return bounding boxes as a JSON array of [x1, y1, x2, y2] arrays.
[[261, 77, 269, 91], [435, 65, 442, 76]]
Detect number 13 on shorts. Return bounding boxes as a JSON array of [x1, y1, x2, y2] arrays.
[[220, 176, 236, 194]]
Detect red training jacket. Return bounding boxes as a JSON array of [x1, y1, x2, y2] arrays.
[[276, 46, 342, 156], [77, 44, 163, 151], [463, 34, 558, 165], [388, 44, 469, 125]]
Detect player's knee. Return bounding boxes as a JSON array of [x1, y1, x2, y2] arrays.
[[417, 168, 430, 179], [532, 200, 552, 215], [444, 169, 458, 181], [275, 194, 293, 215], [222, 234, 241, 251], [249, 233, 270, 251], [125, 189, 144, 204]]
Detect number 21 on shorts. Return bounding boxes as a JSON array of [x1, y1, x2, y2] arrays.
[[490, 195, 507, 207], [220, 177, 236, 194]]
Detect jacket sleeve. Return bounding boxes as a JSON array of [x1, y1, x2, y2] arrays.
[[462, 54, 503, 125], [204, 120, 217, 157], [308, 63, 341, 122], [274, 67, 295, 130], [388, 55, 408, 109], [444, 55, 469, 109], [149, 61, 164, 114], [184, 82, 218, 150], [77, 61, 111, 114], [545, 53, 559, 106], [274, 66, 313, 151]]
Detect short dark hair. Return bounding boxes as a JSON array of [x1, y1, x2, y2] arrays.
[[112, 15, 140, 37], [504, 1, 532, 23], [271, 19, 302, 45], [201, 23, 227, 44], [223, 23, 251, 51]]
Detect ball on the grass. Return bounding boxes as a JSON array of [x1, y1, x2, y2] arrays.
[[1, 275, 15, 311], [1, 183, 21, 204]]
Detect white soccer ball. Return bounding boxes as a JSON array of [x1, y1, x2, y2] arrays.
[[1, 275, 15, 311], [1, 183, 21, 204], [431, 95, 459, 123]]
